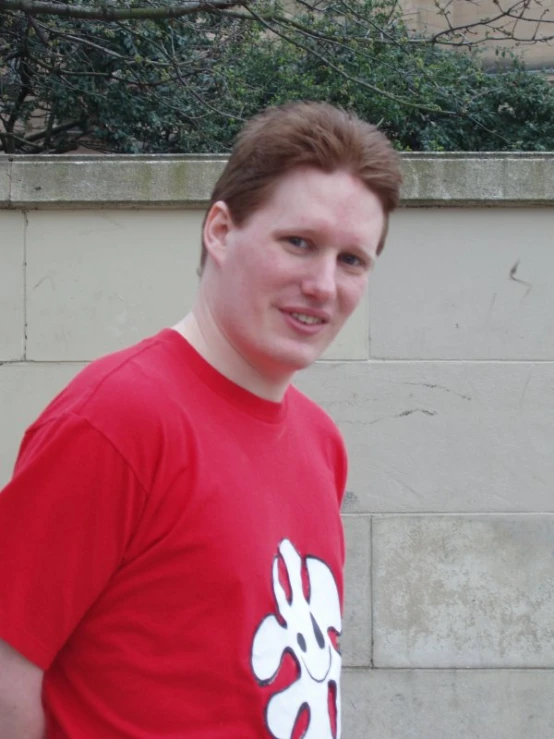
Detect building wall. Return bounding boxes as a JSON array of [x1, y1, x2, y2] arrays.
[[1, 154, 554, 737], [403, 0, 554, 69]]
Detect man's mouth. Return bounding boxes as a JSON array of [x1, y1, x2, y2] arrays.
[[290, 312, 325, 325]]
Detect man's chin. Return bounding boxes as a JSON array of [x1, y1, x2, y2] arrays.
[[256, 336, 334, 377], [277, 345, 330, 373]]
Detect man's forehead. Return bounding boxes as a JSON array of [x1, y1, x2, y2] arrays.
[[265, 172, 383, 243]]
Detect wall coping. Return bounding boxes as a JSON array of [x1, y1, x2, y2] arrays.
[[1, 153, 553, 208]]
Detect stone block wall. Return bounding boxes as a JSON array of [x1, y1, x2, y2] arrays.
[[1, 154, 554, 737], [401, 0, 554, 70]]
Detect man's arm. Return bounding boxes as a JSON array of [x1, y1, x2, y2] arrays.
[[0, 638, 45, 739]]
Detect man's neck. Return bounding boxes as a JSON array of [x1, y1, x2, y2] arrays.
[[172, 311, 291, 403]]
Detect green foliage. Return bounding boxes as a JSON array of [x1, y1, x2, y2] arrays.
[[1, 0, 554, 153]]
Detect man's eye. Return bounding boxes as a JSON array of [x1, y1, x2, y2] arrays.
[[287, 236, 309, 249], [340, 253, 363, 268]]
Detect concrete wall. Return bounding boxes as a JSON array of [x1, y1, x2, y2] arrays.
[[1, 153, 554, 737]]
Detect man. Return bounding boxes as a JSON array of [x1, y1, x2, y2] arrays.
[[0, 101, 401, 738]]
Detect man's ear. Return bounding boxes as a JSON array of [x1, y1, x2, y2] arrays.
[[203, 201, 233, 267]]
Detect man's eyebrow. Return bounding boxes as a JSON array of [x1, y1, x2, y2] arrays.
[[273, 224, 327, 238]]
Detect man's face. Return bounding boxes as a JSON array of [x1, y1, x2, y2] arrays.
[[204, 166, 385, 381]]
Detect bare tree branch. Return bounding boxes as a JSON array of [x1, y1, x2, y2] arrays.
[[0, 0, 244, 20], [25, 117, 86, 142], [426, 0, 554, 46]]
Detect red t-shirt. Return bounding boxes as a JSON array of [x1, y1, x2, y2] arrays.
[[0, 329, 347, 738]]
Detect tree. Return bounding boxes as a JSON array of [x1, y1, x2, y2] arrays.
[[1, 0, 554, 153]]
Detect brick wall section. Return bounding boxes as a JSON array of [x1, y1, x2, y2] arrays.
[[1, 154, 554, 737]]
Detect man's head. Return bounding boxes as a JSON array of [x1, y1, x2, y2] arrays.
[[199, 101, 402, 274], [193, 101, 402, 396]]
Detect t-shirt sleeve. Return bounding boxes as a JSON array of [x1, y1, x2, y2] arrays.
[[0, 413, 147, 670]]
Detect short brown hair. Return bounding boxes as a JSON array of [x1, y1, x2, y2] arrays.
[[199, 101, 402, 272]]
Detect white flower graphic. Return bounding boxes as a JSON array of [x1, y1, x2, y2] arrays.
[[251, 539, 342, 739]]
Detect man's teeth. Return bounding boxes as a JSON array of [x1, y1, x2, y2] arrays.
[[290, 312, 324, 325]]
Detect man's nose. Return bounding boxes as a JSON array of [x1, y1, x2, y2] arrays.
[[301, 255, 337, 301]]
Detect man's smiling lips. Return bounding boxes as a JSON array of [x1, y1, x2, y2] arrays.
[[279, 307, 331, 333]]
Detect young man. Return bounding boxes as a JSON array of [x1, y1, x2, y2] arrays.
[[0, 102, 402, 738]]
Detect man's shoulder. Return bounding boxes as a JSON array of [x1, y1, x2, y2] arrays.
[[18, 330, 198, 490], [27, 330, 198, 455], [41, 331, 175, 418]]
